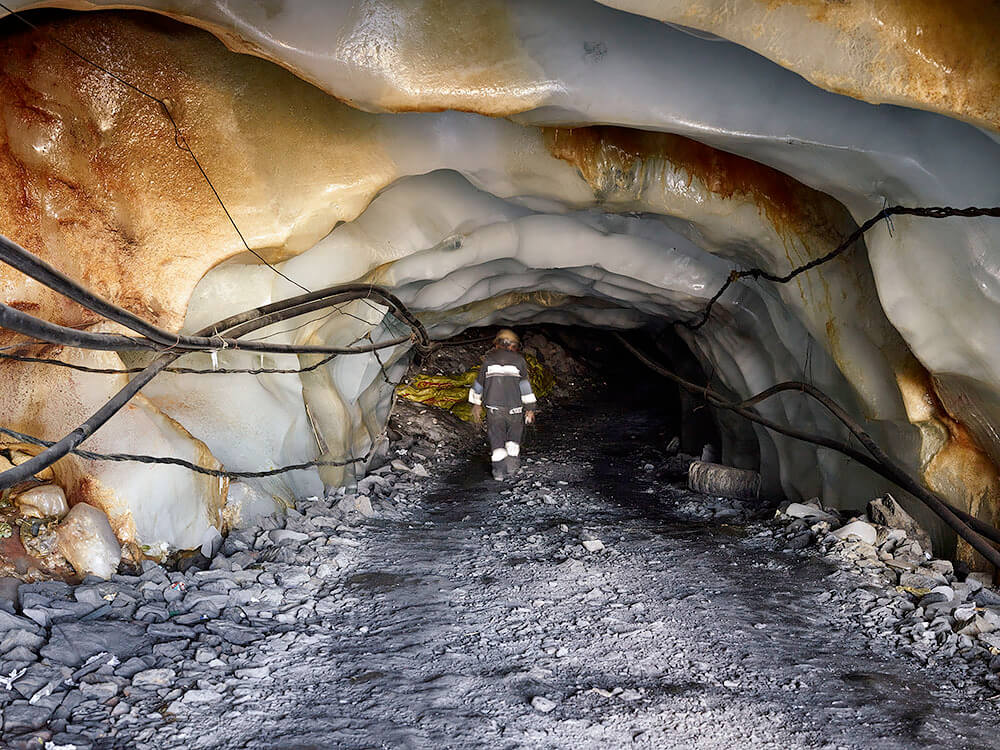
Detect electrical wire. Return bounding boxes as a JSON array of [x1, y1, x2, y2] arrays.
[[0, 425, 369, 478], [682, 205, 1000, 329], [615, 334, 1000, 569]]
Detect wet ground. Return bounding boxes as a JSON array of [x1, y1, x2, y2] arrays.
[[131, 393, 1000, 749]]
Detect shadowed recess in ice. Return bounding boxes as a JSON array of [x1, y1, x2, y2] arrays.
[[0, 3, 999, 573]]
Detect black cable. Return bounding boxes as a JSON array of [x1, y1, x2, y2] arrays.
[[0, 332, 486, 376], [682, 205, 1000, 329], [615, 334, 1000, 569], [0, 289, 418, 489], [0, 349, 340, 376], [0, 426, 368, 478], [0, 299, 416, 356], [0, 235, 430, 354]]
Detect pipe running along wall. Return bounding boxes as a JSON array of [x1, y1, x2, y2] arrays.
[[0, 5, 999, 569]]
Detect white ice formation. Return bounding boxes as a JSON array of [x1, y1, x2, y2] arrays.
[[0, 1, 998, 570]]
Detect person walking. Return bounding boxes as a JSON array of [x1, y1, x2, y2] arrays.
[[469, 329, 537, 480]]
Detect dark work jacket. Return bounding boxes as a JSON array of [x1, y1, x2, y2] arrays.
[[468, 349, 537, 412]]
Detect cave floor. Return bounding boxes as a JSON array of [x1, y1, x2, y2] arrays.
[[115, 395, 997, 750], [21, 395, 998, 749]]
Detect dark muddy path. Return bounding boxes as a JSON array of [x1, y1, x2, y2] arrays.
[[114, 391, 1000, 748]]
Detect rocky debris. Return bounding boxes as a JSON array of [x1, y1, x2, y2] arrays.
[[0, 430, 451, 747], [771, 492, 1000, 691], [868, 493, 933, 553], [55, 504, 121, 580], [388, 399, 478, 450], [3, 392, 999, 748]]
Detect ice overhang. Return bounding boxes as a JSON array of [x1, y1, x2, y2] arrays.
[[0, 4, 999, 571]]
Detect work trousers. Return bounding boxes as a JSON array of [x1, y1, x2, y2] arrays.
[[486, 406, 525, 468]]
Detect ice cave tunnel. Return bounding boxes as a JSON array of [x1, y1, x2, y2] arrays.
[[1, 1, 1000, 577]]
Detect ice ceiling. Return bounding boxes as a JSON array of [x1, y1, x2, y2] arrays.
[[1, 1, 999, 565]]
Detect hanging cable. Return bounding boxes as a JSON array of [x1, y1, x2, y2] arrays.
[[682, 205, 1000, 329], [0, 285, 422, 489], [0, 234, 431, 353], [615, 334, 1000, 569], [0, 425, 370, 479]]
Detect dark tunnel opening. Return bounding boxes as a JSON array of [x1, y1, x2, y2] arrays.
[[411, 323, 723, 463]]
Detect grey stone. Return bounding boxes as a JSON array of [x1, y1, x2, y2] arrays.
[[18, 581, 72, 609], [183, 590, 231, 612], [116, 655, 157, 679], [3, 646, 37, 663], [785, 502, 838, 524], [133, 668, 176, 688], [205, 622, 261, 646], [12, 663, 66, 700], [831, 521, 877, 545], [173, 612, 209, 626], [134, 604, 170, 622], [920, 585, 954, 605], [900, 572, 947, 591], [0, 610, 40, 633], [974, 588, 1000, 608], [201, 527, 223, 558], [194, 647, 216, 663], [268, 529, 309, 545], [152, 640, 190, 660], [79, 681, 118, 700], [0, 577, 20, 614], [531, 695, 557, 713], [926, 559, 954, 578], [867, 494, 933, 553], [2, 700, 53, 733], [234, 665, 269, 679], [147, 622, 197, 639], [316, 562, 340, 579], [1, 629, 43, 653], [968, 572, 993, 589], [40, 621, 149, 667], [182, 688, 223, 703]]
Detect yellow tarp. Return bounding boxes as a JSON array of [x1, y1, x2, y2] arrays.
[[397, 354, 555, 422]]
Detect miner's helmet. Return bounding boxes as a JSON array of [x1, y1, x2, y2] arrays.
[[494, 328, 520, 350]]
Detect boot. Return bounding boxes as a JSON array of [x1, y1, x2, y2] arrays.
[[505, 455, 521, 476], [491, 463, 506, 480]]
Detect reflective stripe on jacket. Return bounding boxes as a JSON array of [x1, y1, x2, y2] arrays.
[[468, 349, 536, 410]]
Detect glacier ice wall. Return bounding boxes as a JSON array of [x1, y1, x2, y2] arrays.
[[0, 5, 998, 564]]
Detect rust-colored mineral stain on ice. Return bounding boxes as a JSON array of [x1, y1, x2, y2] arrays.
[[0, 11, 395, 343], [544, 125, 843, 242], [765, 0, 1000, 131], [897, 366, 1000, 570], [333, 0, 551, 115]]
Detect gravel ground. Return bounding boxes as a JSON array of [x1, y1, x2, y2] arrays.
[[3, 392, 1000, 749]]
